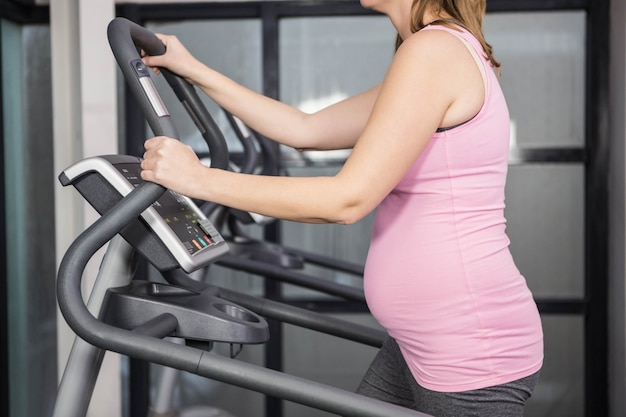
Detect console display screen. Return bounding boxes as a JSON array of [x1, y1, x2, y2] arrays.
[[115, 163, 223, 255]]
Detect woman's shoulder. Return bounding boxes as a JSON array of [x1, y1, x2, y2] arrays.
[[399, 26, 474, 61]]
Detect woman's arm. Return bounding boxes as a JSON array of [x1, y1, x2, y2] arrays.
[[141, 30, 484, 224], [142, 34, 379, 151]]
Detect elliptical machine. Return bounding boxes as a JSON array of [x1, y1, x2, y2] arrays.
[[51, 17, 431, 417]]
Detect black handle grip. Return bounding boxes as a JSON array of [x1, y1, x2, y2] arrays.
[[162, 71, 229, 170], [107, 17, 178, 139], [107, 17, 229, 170]]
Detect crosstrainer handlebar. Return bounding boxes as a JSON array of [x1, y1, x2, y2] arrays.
[[107, 17, 229, 170]]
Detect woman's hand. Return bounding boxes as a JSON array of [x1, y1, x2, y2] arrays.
[[141, 34, 203, 83], [141, 136, 208, 198]]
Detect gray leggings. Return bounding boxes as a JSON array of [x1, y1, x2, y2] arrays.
[[356, 337, 539, 417]]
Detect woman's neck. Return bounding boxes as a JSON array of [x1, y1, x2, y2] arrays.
[[422, 6, 455, 26], [396, 7, 452, 41]]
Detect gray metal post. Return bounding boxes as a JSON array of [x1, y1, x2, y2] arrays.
[[51, 236, 136, 417]]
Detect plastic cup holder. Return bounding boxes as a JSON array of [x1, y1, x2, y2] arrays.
[[213, 302, 260, 323]]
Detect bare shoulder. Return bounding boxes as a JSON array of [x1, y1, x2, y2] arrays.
[[385, 27, 485, 129], [398, 27, 472, 60], [386, 28, 476, 90], [391, 27, 483, 91]]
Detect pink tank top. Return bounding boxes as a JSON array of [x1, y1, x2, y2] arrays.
[[363, 25, 543, 392]]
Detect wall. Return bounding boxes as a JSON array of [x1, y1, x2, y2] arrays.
[[50, 1, 120, 415]]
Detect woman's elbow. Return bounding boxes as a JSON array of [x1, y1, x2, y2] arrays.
[[332, 201, 373, 225], [323, 180, 379, 225]]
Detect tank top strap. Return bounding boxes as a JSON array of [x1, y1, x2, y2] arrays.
[[419, 24, 493, 81], [420, 24, 494, 133]]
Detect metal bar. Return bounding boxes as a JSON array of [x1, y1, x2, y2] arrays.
[[486, 0, 589, 12], [272, 1, 377, 17], [260, 5, 284, 416], [284, 297, 587, 315], [0, 20, 9, 417], [508, 147, 586, 164], [217, 255, 366, 302], [52, 237, 137, 417], [195, 352, 431, 417], [289, 247, 365, 276], [286, 299, 375, 313], [219, 288, 386, 347], [535, 299, 587, 315], [0, 2, 49, 23], [115, 0, 591, 22], [584, 1, 610, 416], [118, 2, 262, 21]]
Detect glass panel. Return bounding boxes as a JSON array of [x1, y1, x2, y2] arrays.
[[484, 11, 586, 148], [526, 316, 584, 417], [279, 15, 395, 165], [505, 165, 585, 298], [277, 16, 392, 297], [279, 15, 394, 108], [2, 20, 57, 417]]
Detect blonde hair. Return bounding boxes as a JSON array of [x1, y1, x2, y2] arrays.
[[396, 0, 500, 74]]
